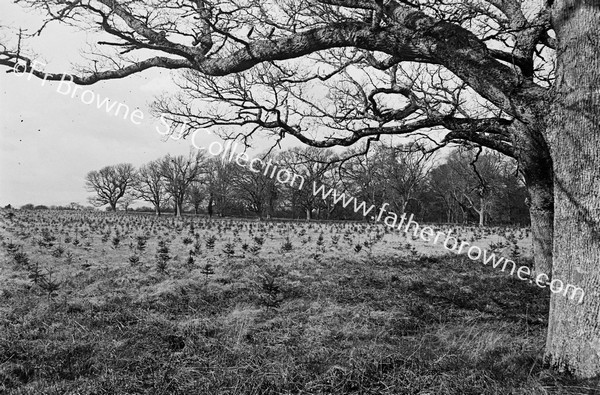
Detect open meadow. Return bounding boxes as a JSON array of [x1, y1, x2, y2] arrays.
[[0, 209, 577, 394]]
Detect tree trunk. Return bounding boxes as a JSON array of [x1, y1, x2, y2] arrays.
[[155, 206, 161, 216], [305, 207, 311, 220], [544, 0, 600, 378], [207, 195, 214, 218], [173, 195, 184, 217], [512, 119, 555, 277], [525, 179, 554, 277]]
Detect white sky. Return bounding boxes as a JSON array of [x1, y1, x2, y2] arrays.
[[0, 2, 258, 207], [0, 1, 449, 208], [0, 3, 178, 206]]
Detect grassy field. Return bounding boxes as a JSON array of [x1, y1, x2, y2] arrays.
[[0, 209, 595, 394]]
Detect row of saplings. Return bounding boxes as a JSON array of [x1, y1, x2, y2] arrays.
[[1, 230, 288, 310]]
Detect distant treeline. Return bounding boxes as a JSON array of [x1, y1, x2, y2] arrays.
[[14, 203, 91, 211], [75, 142, 529, 226]]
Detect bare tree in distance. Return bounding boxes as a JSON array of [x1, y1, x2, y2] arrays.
[[135, 159, 168, 216], [186, 182, 205, 215], [1, 0, 598, 378], [427, 162, 467, 223], [231, 153, 279, 219], [159, 152, 206, 217], [278, 147, 338, 220], [85, 163, 135, 211], [204, 156, 238, 217], [441, 148, 517, 227], [337, 142, 388, 215], [118, 191, 137, 212], [378, 142, 432, 215]]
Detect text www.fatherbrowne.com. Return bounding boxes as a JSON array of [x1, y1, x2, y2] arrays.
[[205, 139, 585, 305]]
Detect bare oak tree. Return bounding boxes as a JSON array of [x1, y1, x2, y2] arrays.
[[377, 143, 431, 215], [443, 148, 515, 227], [135, 159, 167, 216], [278, 147, 338, 220], [186, 182, 205, 215], [85, 163, 135, 211], [231, 154, 279, 219], [159, 152, 205, 217], [204, 156, 237, 217]]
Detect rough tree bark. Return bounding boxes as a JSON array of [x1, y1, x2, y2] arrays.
[[527, 179, 554, 277], [513, 123, 555, 277], [544, 0, 600, 378]]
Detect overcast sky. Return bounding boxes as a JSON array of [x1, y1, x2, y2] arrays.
[[0, 2, 264, 207]]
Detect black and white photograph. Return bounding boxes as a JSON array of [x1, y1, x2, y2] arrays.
[[0, 0, 598, 393]]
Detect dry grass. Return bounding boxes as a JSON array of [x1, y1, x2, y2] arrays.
[[0, 210, 597, 394]]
